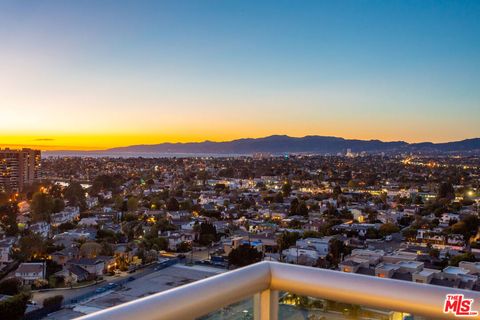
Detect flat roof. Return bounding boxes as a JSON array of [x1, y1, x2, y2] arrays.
[[443, 266, 469, 275]]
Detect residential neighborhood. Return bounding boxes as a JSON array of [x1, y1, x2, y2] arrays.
[[0, 152, 479, 319]]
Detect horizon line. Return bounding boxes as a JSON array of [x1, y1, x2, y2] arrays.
[[3, 134, 477, 152]]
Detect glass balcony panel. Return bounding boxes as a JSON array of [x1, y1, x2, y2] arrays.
[[279, 293, 437, 320]]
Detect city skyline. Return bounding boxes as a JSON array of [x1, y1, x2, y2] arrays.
[[1, 1, 480, 150]]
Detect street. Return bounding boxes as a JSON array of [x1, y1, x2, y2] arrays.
[[33, 263, 159, 306]]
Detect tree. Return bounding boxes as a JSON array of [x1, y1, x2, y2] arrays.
[[0, 203, 19, 236], [91, 174, 123, 194], [0, 277, 22, 295], [402, 228, 417, 241], [127, 197, 138, 212], [49, 184, 63, 199], [52, 198, 65, 213], [31, 192, 54, 221], [18, 233, 47, 260], [328, 238, 346, 267], [80, 242, 102, 258], [289, 198, 299, 215], [437, 182, 455, 201], [156, 218, 176, 232], [379, 223, 400, 237], [274, 192, 284, 203], [142, 234, 168, 251], [282, 182, 292, 196], [100, 241, 114, 256], [180, 199, 193, 211], [228, 244, 262, 267], [176, 241, 192, 253], [166, 197, 179, 211], [366, 210, 378, 223], [58, 221, 76, 232], [97, 228, 118, 243], [43, 295, 64, 311], [277, 231, 300, 252], [0, 292, 31, 320], [462, 215, 480, 242], [198, 222, 217, 246], [333, 185, 342, 197], [64, 182, 86, 210], [347, 180, 358, 188], [297, 201, 309, 216], [450, 215, 479, 242], [429, 248, 440, 259], [0, 192, 9, 206], [449, 252, 476, 266]]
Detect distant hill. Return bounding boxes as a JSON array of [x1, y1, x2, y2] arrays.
[[101, 135, 480, 155], [409, 138, 480, 153]]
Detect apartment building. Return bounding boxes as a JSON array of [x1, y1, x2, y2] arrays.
[[0, 148, 41, 192]]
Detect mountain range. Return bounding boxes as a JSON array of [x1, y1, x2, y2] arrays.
[[94, 135, 480, 155]]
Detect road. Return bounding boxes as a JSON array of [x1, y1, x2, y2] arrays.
[[33, 263, 159, 306]]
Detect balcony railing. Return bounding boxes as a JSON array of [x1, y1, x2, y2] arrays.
[[77, 261, 480, 320]]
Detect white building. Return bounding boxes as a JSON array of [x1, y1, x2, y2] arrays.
[[29, 222, 50, 238], [282, 247, 320, 266], [51, 207, 80, 226], [0, 240, 13, 268], [295, 237, 331, 257], [15, 262, 46, 285]]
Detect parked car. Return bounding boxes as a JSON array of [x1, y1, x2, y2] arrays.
[[95, 287, 106, 293]]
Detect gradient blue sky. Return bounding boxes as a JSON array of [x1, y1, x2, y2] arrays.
[[1, 0, 479, 149]]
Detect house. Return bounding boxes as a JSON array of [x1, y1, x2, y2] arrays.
[[412, 269, 441, 284], [440, 213, 460, 226], [54, 265, 90, 284], [51, 246, 80, 266], [339, 259, 366, 273], [67, 258, 105, 276], [180, 221, 196, 231], [222, 236, 244, 255], [68, 264, 91, 282], [29, 222, 50, 238], [459, 261, 480, 275], [416, 229, 445, 245], [333, 223, 380, 237], [86, 196, 99, 209], [302, 220, 324, 232], [15, 262, 46, 285], [78, 217, 98, 227], [160, 231, 193, 251], [282, 247, 320, 266], [445, 234, 464, 246], [295, 237, 331, 257], [347, 249, 385, 266], [51, 207, 80, 226], [167, 211, 192, 221], [97, 256, 117, 273], [375, 263, 400, 278], [114, 244, 135, 260], [250, 233, 277, 252], [0, 239, 14, 268]]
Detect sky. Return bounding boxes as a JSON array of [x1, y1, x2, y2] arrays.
[[0, 0, 479, 150]]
